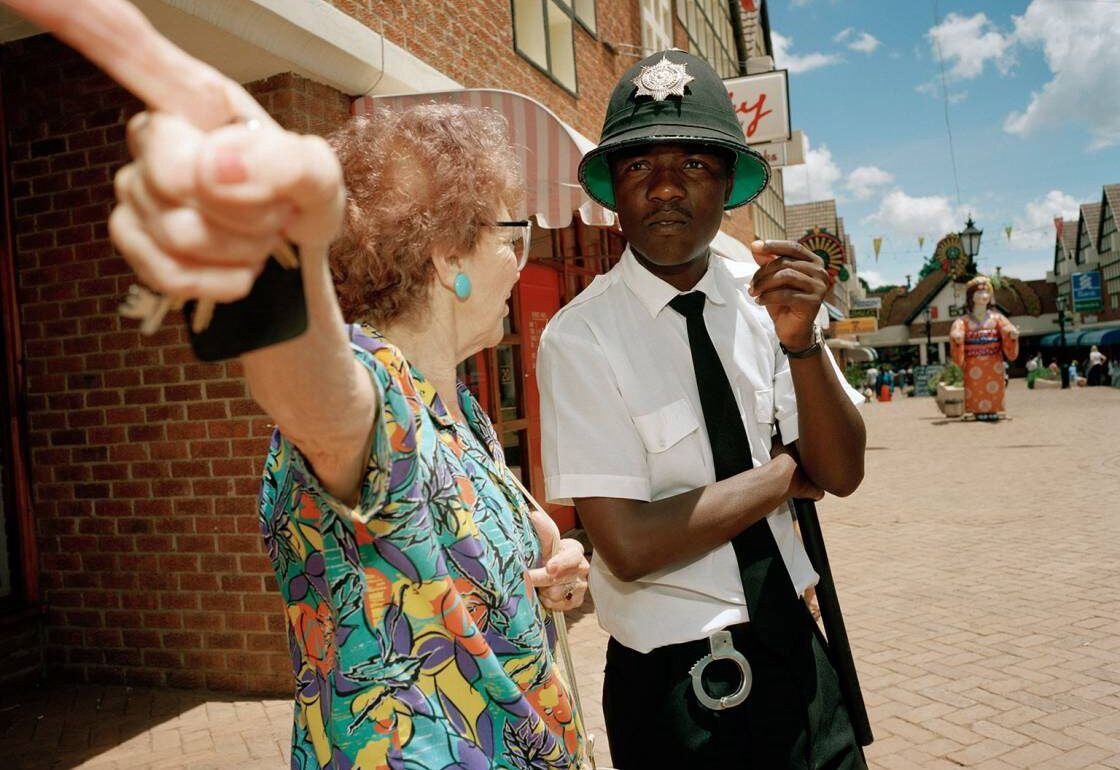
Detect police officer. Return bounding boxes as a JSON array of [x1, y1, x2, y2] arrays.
[[539, 50, 869, 768]]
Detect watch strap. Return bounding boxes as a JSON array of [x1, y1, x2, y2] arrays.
[[780, 326, 823, 359]]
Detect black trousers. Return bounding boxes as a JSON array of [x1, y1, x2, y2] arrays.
[[602, 611, 867, 770]]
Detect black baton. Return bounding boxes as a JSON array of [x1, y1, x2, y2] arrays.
[[791, 497, 873, 747]]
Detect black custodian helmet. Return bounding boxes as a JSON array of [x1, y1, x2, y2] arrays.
[[579, 49, 771, 211]]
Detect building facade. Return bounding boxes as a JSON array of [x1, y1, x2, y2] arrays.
[[0, 0, 795, 693], [1044, 183, 1120, 353]]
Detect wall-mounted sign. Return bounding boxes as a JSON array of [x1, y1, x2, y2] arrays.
[[724, 70, 792, 144], [1072, 271, 1102, 312], [752, 129, 805, 168], [833, 317, 878, 335]]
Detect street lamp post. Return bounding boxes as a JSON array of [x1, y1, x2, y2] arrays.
[[1057, 296, 1070, 389], [960, 216, 983, 266], [923, 306, 933, 364]]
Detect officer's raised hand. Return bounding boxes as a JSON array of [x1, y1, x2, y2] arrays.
[[747, 240, 833, 350]]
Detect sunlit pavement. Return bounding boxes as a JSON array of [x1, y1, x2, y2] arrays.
[[2, 380, 1118, 769]]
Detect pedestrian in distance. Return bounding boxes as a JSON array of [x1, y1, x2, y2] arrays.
[[1086, 345, 1107, 387]]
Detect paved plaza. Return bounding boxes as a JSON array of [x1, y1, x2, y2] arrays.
[[2, 380, 1118, 769]]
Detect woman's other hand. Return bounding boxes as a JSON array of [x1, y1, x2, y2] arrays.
[[526, 507, 590, 613]]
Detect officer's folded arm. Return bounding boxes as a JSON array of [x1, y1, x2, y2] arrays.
[[573, 453, 821, 583]]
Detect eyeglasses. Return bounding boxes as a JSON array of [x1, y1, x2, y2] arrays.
[[492, 220, 532, 270]]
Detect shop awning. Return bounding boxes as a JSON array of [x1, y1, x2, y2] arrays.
[[1040, 325, 1120, 347], [1077, 324, 1120, 347], [354, 89, 616, 230]]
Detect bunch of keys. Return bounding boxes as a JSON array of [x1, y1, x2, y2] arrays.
[[119, 241, 299, 334], [118, 240, 306, 361]]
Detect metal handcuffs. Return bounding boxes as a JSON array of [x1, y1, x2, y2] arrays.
[[688, 629, 752, 710]]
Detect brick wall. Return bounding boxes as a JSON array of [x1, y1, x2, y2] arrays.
[[2, 35, 349, 694]]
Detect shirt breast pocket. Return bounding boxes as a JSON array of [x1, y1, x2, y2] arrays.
[[633, 399, 704, 495]]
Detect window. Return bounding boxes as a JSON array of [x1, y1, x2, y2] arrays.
[[573, 0, 596, 33], [640, 0, 673, 54], [1111, 293, 1118, 310], [676, 0, 739, 78], [513, 0, 594, 92], [1101, 204, 1116, 257], [1076, 220, 1092, 265]]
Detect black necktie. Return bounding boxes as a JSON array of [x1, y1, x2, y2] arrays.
[[668, 291, 797, 630], [668, 292, 753, 480]]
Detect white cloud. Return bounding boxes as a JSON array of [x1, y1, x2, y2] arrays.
[[1006, 190, 1082, 251], [859, 269, 886, 288], [782, 134, 843, 204], [1004, 0, 1120, 148], [848, 32, 881, 55], [864, 189, 968, 238], [771, 31, 843, 74], [836, 28, 881, 54], [846, 166, 894, 200], [927, 12, 1015, 80], [914, 80, 967, 103]]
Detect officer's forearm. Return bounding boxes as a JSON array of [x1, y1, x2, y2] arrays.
[[573, 454, 798, 582], [788, 353, 865, 497]]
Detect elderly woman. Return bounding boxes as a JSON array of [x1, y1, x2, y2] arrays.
[[130, 105, 588, 768], [265, 106, 590, 768], [13, 4, 590, 766]]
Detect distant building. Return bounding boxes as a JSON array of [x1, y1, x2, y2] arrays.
[[1042, 182, 1120, 357]]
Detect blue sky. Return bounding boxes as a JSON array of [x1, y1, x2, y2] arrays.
[[766, 0, 1120, 288]]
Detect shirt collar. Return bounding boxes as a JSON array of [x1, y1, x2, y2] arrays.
[[620, 245, 729, 318]]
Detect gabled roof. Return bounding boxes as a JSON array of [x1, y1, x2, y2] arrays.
[[886, 268, 950, 326], [1076, 202, 1101, 255], [1098, 184, 1120, 246], [1059, 219, 1078, 256]]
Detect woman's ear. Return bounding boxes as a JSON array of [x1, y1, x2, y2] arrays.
[[430, 242, 461, 293]]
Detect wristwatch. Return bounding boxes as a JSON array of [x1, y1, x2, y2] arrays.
[[780, 324, 824, 359]]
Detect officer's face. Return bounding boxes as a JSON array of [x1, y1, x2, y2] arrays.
[[609, 143, 733, 266]]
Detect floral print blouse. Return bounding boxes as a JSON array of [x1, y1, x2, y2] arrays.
[[257, 324, 582, 769]]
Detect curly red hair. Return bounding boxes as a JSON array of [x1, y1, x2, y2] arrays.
[[327, 104, 522, 326]]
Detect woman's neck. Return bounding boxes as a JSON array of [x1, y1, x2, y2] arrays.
[[380, 312, 464, 422]]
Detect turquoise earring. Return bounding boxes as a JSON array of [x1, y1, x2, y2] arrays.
[[453, 272, 472, 301]]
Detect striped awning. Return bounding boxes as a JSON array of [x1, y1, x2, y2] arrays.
[[353, 89, 616, 230]]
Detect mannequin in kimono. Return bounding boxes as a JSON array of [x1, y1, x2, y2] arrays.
[[949, 276, 1020, 420]]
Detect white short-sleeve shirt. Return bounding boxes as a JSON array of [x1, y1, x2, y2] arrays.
[[538, 246, 863, 653]]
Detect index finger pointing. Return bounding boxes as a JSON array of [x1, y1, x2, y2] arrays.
[[3, 0, 268, 129]]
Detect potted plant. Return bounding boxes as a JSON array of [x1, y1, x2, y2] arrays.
[[934, 363, 965, 417]]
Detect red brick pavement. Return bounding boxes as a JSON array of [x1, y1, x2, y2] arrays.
[[2, 381, 1118, 768]]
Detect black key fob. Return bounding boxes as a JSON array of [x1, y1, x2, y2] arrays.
[[184, 256, 307, 361]]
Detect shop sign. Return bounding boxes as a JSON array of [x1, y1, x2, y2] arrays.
[[1072, 271, 1102, 312], [724, 70, 791, 144]]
